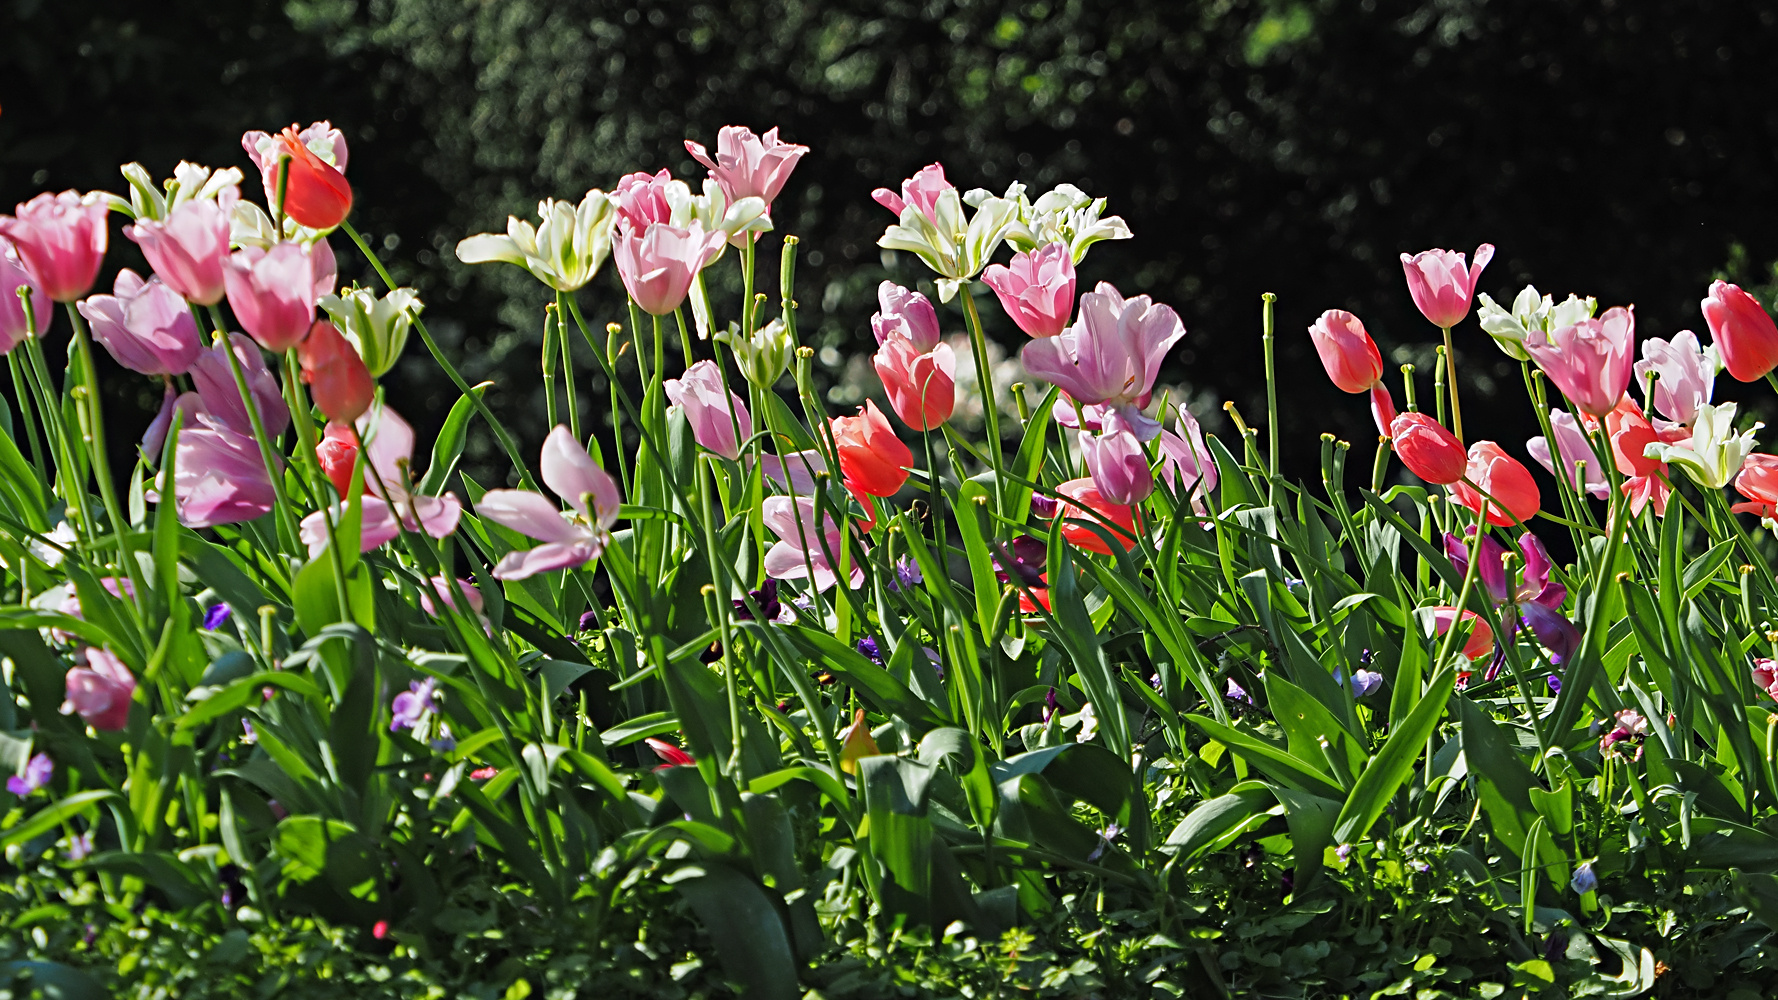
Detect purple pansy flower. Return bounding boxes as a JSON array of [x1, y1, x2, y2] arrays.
[[1444, 529, 1581, 675], [7, 752, 52, 795], [390, 677, 441, 732]]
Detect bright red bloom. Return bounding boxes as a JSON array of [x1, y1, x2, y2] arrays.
[[1450, 441, 1540, 527], [832, 400, 912, 497], [299, 319, 374, 423], [1702, 280, 1778, 383], [646, 737, 696, 771], [1427, 606, 1495, 662], [1390, 412, 1467, 485], [1053, 477, 1140, 555], [277, 127, 354, 230], [317, 421, 359, 497]]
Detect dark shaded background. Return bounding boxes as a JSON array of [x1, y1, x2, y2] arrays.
[[5, 0, 1778, 487]]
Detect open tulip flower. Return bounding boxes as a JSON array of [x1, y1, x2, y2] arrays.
[[983, 242, 1076, 338], [477, 426, 622, 580], [1444, 529, 1579, 668], [665, 360, 753, 460], [77, 270, 205, 376], [832, 400, 912, 498], [875, 163, 1020, 301], [1476, 284, 1596, 362], [762, 496, 862, 591], [1527, 409, 1609, 501], [1020, 282, 1185, 440], [162, 414, 281, 528], [1634, 329, 1719, 427], [1002, 183, 1133, 263], [299, 404, 461, 556], [1523, 306, 1635, 418], [1644, 401, 1761, 490], [685, 125, 808, 223], [1604, 399, 1672, 516], [1733, 453, 1778, 525], [457, 191, 617, 292]]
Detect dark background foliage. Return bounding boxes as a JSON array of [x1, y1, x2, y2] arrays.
[[4, 0, 1777, 483]]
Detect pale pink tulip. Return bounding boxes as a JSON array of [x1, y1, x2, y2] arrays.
[[62, 647, 136, 731], [613, 222, 725, 316], [1400, 244, 1494, 329], [665, 360, 752, 460], [1523, 306, 1634, 418], [76, 270, 204, 376], [1633, 329, 1716, 425], [753, 449, 826, 494], [298, 404, 461, 555], [165, 414, 281, 528], [224, 243, 319, 352], [1079, 413, 1154, 504], [418, 576, 485, 618], [762, 495, 861, 591], [478, 425, 622, 580], [613, 169, 676, 234], [1527, 410, 1609, 500], [0, 238, 51, 351], [1020, 281, 1185, 440], [1157, 406, 1217, 502], [189, 332, 290, 438], [0, 191, 109, 303], [126, 187, 237, 305], [870, 281, 942, 352], [872, 164, 952, 226], [685, 126, 808, 216], [982, 243, 1076, 338]]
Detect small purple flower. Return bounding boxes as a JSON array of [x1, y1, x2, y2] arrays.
[[202, 602, 232, 630], [1029, 494, 1061, 519], [735, 579, 795, 624], [429, 724, 457, 753], [888, 556, 924, 592], [7, 752, 52, 795], [1225, 678, 1252, 704], [578, 610, 600, 634], [1546, 674, 1562, 694], [67, 831, 94, 861], [1087, 821, 1123, 862], [927, 647, 944, 681], [390, 677, 441, 732], [241, 719, 257, 744], [1043, 686, 1059, 722], [856, 636, 883, 665], [1149, 672, 1164, 692], [1570, 862, 1597, 894], [1334, 843, 1353, 861], [1410, 859, 1431, 873], [993, 536, 1048, 588], [1349, 669, 1383, 697]]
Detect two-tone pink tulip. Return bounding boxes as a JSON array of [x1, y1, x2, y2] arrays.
[[0, 239, 51, 350], [614, 221, 726, 316], [0, 191, 109, 303], [1523, 306, 1634, 418], [982, 243, 1076, 338], [476, 426, 622, 580], [125, 186, 237, 306], [224, 243, 320, 352], [1400, 244, 1494, 329], [685, 126, 808, 220], [76, 270, 204, 376]]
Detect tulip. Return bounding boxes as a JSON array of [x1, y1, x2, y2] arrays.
[[76, 270, 205, 376], [224, 243, 319, 352], [0, 239, 51, 351], [1733, 453, 1778, 523], [872, 163, 953, 226], [418, 577, 485, 619], [299, 405, 462, 555], [1644, 401, 1761, 489], [1604, 400, 1672, 516], [839, 708, 880, 775], [1450, 441, 1540, 527], [1701, 280, 1778, 382], [270, 126, 353, 230], [1399, 244, 1494, 329], [1423, 606, 1495, 662], [140, 386, 203, 461], [1527, 409, 1609, 501], [1633, 329, 1718, 426], [0, 191, 109, 302], [664, 360, 752, 460], [684, 126, 809, 218], [717, 315, 793, 387], [753, 448, 827, 495], [1004, 183, 1133, 263], [1307, 309, 1386, 393], [832, 400, 912, 498], [62, 647, 136, 731], [1523, 306, 1635, 418], [164, 415, 281, 528], [456, 191, 616, 292], [873, 335, 956, 431], [1443, 530, 1579, 665], [875, 164, 1020, 301], [646, 737, 696, 769], [5, 752, 52, 796], [613, 221, 726, 316], [1754, 659, 1778, 700], [316, 422, 358, 497], [476, 425, 622, 580], [762, 495, 861, 591], [1390, 412, 1467, 485], [1020, 282, 1185, 440], [612, 169, 677, 234], [1079, 414, 1154, 505], [125, 186, 237, 305], [298, 319, 375, 423], [1476, 285, 1595, 362], [189, 332, 290, 438], [982, 243, 1077, 338], [1157, 405, 1218, 505], [1052, 477, 1140, 555], [319, 285, 420, 376], [243, 122, 347, 206], [870, 281, 943, 352]]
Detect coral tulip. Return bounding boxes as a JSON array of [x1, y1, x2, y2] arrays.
[[665, 360, 752, 460], [613, 221, 726, 316], [646, 737, 697, 769], [1701, 280, 1778, 382], [0, 239, 51, 351], [0, 191, 109, 303], [1390, 412, 1467, 485], [1733, 453, 1778, 522], [832, 400, 912, 497], [243, 122, 347, 207], [1400, 244, 1493, 329], [1053, 477, 1140, 554], [1450, 441, 1540, 527], [316, 421, 358, 497], [982, 242, 1077, 338], [271, 126, 353, 230], [224, 243, 319, 352], [1020, 281, 1185, 440], [125, 186, 236, 305], [62, 647, 136, 731], [684, 126, 809, 218], [77, 270, 205, 376], [298, 319, 375, 423], [1603, 400, 1672, 516], [1424, 606, 1495, 662], [874, 335, 956, 431], [1307, 309, 1386, 394], [1523, 306, 1634, 418]]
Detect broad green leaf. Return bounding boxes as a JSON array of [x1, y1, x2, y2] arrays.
[[1333, 665, 1455, 844]]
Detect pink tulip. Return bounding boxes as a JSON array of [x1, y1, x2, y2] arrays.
[[189, 332, 290, 438], [646, 737, 697, 769], [1633, 329, 1716, 425], [872, 163, 952, 226], [1020, 281, 1185, 440], [1158, 406, 1217, 503], [753, 448, 826, 495], [0, 238, 52, 351], [125, 187, 237, 305], [874, 335, 956, 431], [310, 237, 338, 301], [1701, 280, 1778, 382], [1527, 410, 1610, 500], [982, 243, 1077, 338], [1080, 414, 1154, 505], [298, 404, 462, 555], [1400, 244, 1494, 329], [665, 360, 752, 460], [477, 425, 622, 580], [613, 169, 676, 234], [685, 126, 809, 217], [1522, 306, 1634, 418], [76, 270, 204, 376], [870, 281, 942, 352], [165, 414, 281, 528], [62, 647, 136, 731], [224, 243, 319, 352], [1307, 309, 1385, 394], [613, 222, 726, 316], [418, 576, 484, 618], [762, 495, 861, 591], [0, 191, 109, 303]]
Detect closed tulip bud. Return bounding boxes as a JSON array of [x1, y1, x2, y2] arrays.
[[1450, 440, 1540, 527], [224, 243, 319, 352], [1307, 309, 1386, 393], [1391, 412, 1467, 485], [299, 319, 375, 424], [873, 336, 956, 431], [1400, 244, 1493, 329], [982, 242, 1077, 338], [1701, 280, 1778, 382], [273, 126, 353, 230], [1733, 453, 1778, 523], [319, 285, 421, 376], [0, 191, 110, 303], [716, 316, 793, 387], [1079, 412, 1155, 505], [62, 647, 136, 731], [832, 400, 913, 498], [316, 422, 359, 497], [125, 185, 237, 306]]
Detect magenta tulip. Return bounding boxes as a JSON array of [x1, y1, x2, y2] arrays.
[[983, 243, 1076, 338], [1701, 280, 1778, 382], [1400, 244, 1494, 329], [872, 163, 953, 226], [1020, 281, 1185, 440], [870, 281, 942, 352], [665, 360, 753, 460], [61, 647, 136, 731], [125, 187, 237, 306], [165, 415, 281, 528], [477, 425, 622, 580], [0, 191, 109, 303], [0, 239, 51, 351], [76, 270, 205, 376], [224, 243, 318, 352], [1522, 306, 1634, 418], [613, 222, 726, 316], [685, 126, 809, 217], [189, 332, 290, 439]]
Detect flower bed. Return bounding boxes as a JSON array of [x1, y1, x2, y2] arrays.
[[1, 120, 1777, 998]]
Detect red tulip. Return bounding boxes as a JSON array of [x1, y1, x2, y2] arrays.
[[277, 126, 353, 230], [298, 319, 374, 423], [1450, 441, 1540, 527], [1390, 412, 1467, 485], [316, 421, 359, 497], [832, 400, 912, 498], [646, 737, 696, 771], [1701, 280, 1778, 382], [1052, 477, 1139, 555]]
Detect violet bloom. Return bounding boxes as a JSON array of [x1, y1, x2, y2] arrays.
[[298, 404, 462, 555], [872, 163, 952, 227], [1347, 669, 1384, 697], [684, 126, 809, 219], [1399, 244, 1494, 329], [1, 237, 51, 351], [189, 332, 290, 438], [1634, 329, 1719, 427], [1523, 306, 1635, 419], [665, 360, 752, 461], [1526, 409, 1610, 501], [889, 556, 924, 592], [856, 636, 883, 665], [982, 242, 1077, 338], [1080, 412, 1155, 505], [1043, 687, 1059, 722], [202, 603, 232, 630], [390, 677, 441, 732], [1225, 678, 1252, 704], [77, 270, 205, 376], [67, 831, 94, 861], [612, 169, 677, 234], [126, 185, 237, 306], [0, 191, 109, 302], [762, 496, 861, 591], [613, 221, 726, 316], [162, 415, 281, 528], [6, 752, 52, 796], [62, 647, 136, 731], [734, 578, 795, 624], [1570, 863, 1597, 895], [1443, 529, 1580, 668], [477, 425, 623, 580], [224, 243, 320, 352], [994, 536, 1048, 588], [1020, 281, 1186, 440]]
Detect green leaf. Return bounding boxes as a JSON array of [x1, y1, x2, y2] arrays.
[[1188, 715, 1345, 800], [1332, 664, 1455, 844], [1458, 697, 1541, 861], [418, 383, 487, 494], [0, 961, 108, 1000], [1, 790, 118, 848], [667, 863, 800, 1000], [1163, 782, 1278, 859], [1048, 536, 1131, 761], [778, 623, 949, 730]]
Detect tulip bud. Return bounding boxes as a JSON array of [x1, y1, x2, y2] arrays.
[[275, 127, 353, 230], [1400, 244, 1494, 329], [873, 337, 956, 431], [224, 243, 319, 352], [716, 316, 793, 387], [0, 191, 110, 303], [316, 421, 359, 497], [1701, 280, 1778, 382], [831, 400, 913, 498], [319, 285, 421, 377], [298, 319, 375, 424], [1307, 309, 1386, 394], [1449, 440, 1540, 527], [982, 242, 1077, 338], [1390, 412, 1467, 485]]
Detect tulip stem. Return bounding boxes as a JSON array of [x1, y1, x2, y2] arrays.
[[1442, 326, 1463, 443], [1261, 292, 1279, 494], [64, 304, 150, 626], [540, 304, 558, 431], [7, 352, 45, 476], [959, 289, 1005, 516], [555, 302, 582, 442], [675, 307, 695, 372], [205, 306, 300, 554]]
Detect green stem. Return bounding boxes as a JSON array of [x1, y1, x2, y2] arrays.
[[1261, 292, 1278, 495], [64, 304, 149, 622], [1442, 326, 1463, 444], [958, 290, 1005, 516]]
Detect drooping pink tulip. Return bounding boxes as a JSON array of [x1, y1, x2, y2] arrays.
[[1522, 306, 1635, 418], [62, 647, 136, 731], [874, 335, 956, 431], [165, 414, 281, 528], [1633, 329, 1716, 425], [125, 187, 237, 306], [1020, 281, 1185, 441], [1390, 412, 1467, 485], [665, 360, 753, 460], [477, 425, 622, 580], [982, 243, 1077, 338], [612, 169, 676, 234], [224, 243, 319, 352], [613, 222, 726, 316], [299, 404, 461, 555], [1527, 409, 1609, 500], [76, 270, 204, 376], [1080, 414, 1154, 505], [1701, 280, 1778, 382], [0, 191, 109, 303], [0, 238, 52, 351], [870, 281, 942, 352], [1449, 440, 1540, 527], [762, 495, 861, 591], [1400, 244, 1494, 329], [872, 164, 952, 226], [1307, 309, 1386, 394], [684, 126, 809, 217], [189, 332, 290, 438]]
